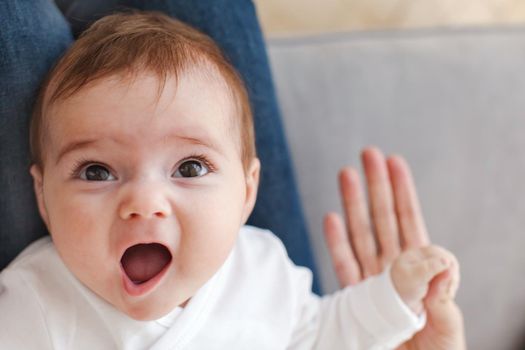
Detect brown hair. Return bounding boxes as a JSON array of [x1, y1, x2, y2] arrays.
[[30, 11, 256, 171]]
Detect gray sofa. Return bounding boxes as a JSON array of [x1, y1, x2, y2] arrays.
[[268, 26, 525, 350]]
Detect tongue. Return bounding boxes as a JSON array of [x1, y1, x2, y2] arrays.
[[121, 243, 172, 284]]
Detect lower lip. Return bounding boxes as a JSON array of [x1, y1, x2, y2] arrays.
[[120, 261, 171, 297]]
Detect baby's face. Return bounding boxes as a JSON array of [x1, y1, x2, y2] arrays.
[[30, 70, 259, 320]]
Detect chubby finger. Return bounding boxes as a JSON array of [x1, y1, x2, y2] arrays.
[[405, 245, 461, 297], [323, 213, 361, 287], [418, 245, 459, 276], [391, 250, 451, 314], [362, 147, 401, 265], [411, 256, 450, 284], [425, 248, 461, 299], [387, 155, 430, 249], [339, 167, 380, 277]]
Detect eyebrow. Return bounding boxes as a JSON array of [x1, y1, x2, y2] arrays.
[[55, 133, 222, 166], [167, 135, 220, 151], [56, 139, 98, 165]]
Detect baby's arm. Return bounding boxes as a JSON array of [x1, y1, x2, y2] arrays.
[[391, 245, 460, 316], [294, 249, 458, 350], [290, 247, 460, 350], [292, 263, 425, 350]]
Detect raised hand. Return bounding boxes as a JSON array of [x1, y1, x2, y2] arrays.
[[323, 147, 466, 350]]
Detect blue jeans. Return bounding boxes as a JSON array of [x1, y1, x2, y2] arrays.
[[0, 0, 320, 292]]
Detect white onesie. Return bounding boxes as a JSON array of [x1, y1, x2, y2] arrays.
[[0, 225, 424, 349]]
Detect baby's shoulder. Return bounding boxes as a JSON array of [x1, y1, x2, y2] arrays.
[[3, 235, 55, 270], [235, 225, 292, 266], [228, 225, 312, 287], [237, 224, 287, 250], [0, 236, 58, 296], [0, 240, 55, 349]]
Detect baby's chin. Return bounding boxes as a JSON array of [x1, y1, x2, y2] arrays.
[[89, 271, 194, 321], [116, 294, 190, 321]]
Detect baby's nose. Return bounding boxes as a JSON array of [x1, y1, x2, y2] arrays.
[[118, 180, 172, 220]]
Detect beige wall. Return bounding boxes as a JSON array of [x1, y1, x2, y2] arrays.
[[254, 0, 525, 37]]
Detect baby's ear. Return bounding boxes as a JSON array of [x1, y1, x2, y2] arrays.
[[29, 164, 50, 228], [241, 157, 261, 224]]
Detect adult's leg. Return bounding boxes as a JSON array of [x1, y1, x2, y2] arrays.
[[0, 0, 73, 270], [66, 0, 320, 291]]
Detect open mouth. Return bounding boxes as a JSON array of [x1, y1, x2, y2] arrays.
[[120, 243, 172, 296]]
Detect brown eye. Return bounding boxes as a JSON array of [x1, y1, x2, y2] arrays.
[[173, 160, 209, 178], [80, 164, 115, 181]]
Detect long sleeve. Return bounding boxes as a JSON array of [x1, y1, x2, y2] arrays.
[[289, 266, 425, 350]]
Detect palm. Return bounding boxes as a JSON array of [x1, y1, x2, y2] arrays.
[[324, 147, 465, 350]]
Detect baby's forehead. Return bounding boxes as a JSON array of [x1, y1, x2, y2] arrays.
[[44, 69, 243, 156], [51, 66, 237, 120]]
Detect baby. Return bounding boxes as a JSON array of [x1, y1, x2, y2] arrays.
[[0, 12, 460, 349]]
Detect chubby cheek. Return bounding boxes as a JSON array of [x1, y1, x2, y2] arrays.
[[176, 183, 245, 284], [45, 186, 113, 276]]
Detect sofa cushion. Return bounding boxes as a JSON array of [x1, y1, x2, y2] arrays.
[[268, 26, 525, 350]]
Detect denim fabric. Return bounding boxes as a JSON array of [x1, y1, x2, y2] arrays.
[[0, 0, 320, 292], [0, 0, 73, 271]]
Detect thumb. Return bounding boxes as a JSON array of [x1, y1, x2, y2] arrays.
[[424, 271, 464, 335], [426, 269, 452, 302]]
